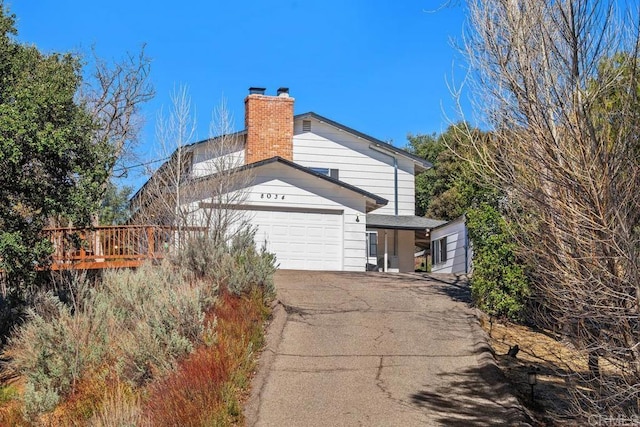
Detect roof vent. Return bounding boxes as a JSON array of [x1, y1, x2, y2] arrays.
[[302, 120, 311, 132], [249, 87, 266, 95], [277, 87, 289, 97]]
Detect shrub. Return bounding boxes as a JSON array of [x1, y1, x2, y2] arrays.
[[176, 228, 277, 297], [7, 287, 109, 418], [6, 260, 207, 419], [224, 231, 277, 296], [4, 229, 276, 423], [177, 234, 228, 283], [466, 203, 531, 321], [100, 262, 206, 385]]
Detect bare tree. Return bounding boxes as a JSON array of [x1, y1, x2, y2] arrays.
[[456, 0, 640, 418], [196, 98, 254, 243], [80, 46, 154, 225], [131, 87, 253, 248]]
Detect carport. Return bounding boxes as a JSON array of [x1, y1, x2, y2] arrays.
[[366, 214, 446, 272]]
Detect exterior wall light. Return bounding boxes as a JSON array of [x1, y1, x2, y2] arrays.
[[527, 367, 539, 402]]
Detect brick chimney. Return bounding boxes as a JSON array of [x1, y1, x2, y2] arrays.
[[244, 87, 294, 164]]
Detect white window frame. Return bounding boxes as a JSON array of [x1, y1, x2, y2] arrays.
[[366, 231, 378, 259], [309, 167, 339, 180], [432, 236, 448, 265]]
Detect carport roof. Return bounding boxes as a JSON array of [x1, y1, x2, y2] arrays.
[[366, 214, 446, 230]]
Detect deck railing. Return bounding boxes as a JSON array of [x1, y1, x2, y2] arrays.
[[43, 225, 208, 270]]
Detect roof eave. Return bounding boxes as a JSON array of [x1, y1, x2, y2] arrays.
[[192, 156, 389, 209]]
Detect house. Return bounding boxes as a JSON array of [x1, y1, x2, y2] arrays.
[[430, 215, 472, 274], [132, 87, 445, 272]]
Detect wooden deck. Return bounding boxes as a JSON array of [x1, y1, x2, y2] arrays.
[[44, 225, 206, 270]]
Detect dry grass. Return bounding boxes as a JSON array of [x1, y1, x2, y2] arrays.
[[480, 314, 590, 425], [0, 233, 276, 425], [0, 379, 26, 426]]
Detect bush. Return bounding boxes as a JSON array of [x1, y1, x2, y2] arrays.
[[224, 230, 277, 296], [7, 261, 206, 419], [5, 229, 277, 422], [101, 263, 205, 385], [144, 289, 270, 426], [176, 228, 277, 297], [467, 203, 531, 321], [7, 289, 109, 418]]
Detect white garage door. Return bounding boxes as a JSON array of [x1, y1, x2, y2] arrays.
[[249, 209, 343, 270]]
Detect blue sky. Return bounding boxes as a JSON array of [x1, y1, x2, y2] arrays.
[[9, 1, 469, 190]]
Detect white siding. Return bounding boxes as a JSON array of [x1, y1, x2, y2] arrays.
[[191, 138, 245, 178], [431, 217, 471, 274], [293, 119, 415, 216], [185, 162, 368, 271]]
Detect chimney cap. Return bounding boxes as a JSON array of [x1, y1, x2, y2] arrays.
[[277, 87, 290, 97], [249, 87, 266, 95]]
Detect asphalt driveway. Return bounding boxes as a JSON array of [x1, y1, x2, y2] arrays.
[[245, 271, 529, 426]]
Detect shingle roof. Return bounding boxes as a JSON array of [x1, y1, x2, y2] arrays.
[[366, 214, 446, 230]]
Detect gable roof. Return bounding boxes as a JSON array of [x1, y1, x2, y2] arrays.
[[192, 156, 388, 211], [294, 112, 433, 171], [132, 110, 429, 206]]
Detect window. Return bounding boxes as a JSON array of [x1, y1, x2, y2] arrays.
[[309, 167, 339, 180], [431, 236, 448, 265], [366, 231, 378, 259], [310, 167, 329, 175]]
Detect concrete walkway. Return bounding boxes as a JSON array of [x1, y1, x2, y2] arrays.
[[245, 271, 529, 426]]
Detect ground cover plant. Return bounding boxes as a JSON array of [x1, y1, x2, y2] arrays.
[[0, 232, 276, 426]]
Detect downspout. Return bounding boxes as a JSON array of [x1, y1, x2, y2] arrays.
[[393, 156, 398, 216], [464, 228, 469, 275], [384, 231, 388, 273]]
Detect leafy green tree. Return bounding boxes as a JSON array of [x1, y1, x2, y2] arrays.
[[99, 182, 133, 225], [466, 203, 530, 320], [408, 124, 531, 320], [0, 5, 104, 294], [408, 124, 491, 219]]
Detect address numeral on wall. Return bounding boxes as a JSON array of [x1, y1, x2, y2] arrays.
[[261, 193, 285, 200]]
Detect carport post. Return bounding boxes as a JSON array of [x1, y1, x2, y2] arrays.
[[384, 231, 388, 273]]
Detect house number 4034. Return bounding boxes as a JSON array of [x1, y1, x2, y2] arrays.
[[261, 193, 285, 200]]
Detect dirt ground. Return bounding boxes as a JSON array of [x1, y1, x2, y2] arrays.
[[479, 314, 589, 426]]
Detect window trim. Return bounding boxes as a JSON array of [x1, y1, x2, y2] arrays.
[[432, 235, 448, 265], [309, 167, 339, 180], [366, 231, 378, 259]]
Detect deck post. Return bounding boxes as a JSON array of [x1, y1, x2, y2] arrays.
[[147, 227, 155, 259], [80, 231, 86, 262]]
